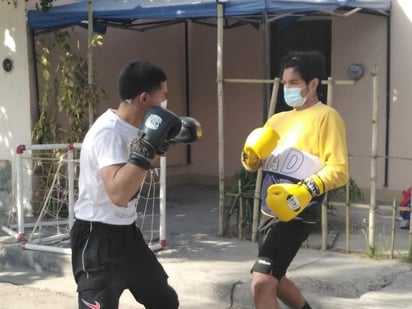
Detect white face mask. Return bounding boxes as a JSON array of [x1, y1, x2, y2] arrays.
[[283, 87, 307, 108], [160, 99, 168, 108]]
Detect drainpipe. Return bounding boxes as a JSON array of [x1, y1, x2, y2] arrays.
[[30, 30, 41, 119], [384, 13, 391, 187]]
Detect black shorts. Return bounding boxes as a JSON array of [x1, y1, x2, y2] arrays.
[[70, 219, 179, 309], [251, 217, 314, 281]]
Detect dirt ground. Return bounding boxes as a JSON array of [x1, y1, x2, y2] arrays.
[[1, 184, 411, 309], [0, 283, 76, 309]]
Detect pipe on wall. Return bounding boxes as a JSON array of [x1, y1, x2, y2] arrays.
[[384, 13, 391, 187]]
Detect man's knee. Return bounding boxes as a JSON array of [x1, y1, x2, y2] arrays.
[[164, 286, 179, 309], [146, 285, 179, 309], [251, 270, 279, 299]]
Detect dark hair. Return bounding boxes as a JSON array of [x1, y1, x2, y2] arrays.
[[118, 61, 167, 101], [279, 50, 326, 86]]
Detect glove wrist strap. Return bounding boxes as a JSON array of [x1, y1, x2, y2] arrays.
[[128, 153, 151, 170], [304, 177, 322, 198]]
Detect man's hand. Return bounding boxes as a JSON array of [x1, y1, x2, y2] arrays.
[[129, 107, 181, 169], [156, 116, 203, 154], [266, 175, 324, 222], [241, 127, 279, 171]]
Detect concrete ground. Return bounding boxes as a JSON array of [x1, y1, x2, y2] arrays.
[[1, 184, 412, 308]]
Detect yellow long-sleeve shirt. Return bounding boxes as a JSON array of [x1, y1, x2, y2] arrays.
[[263, 102, 348, 191], [243, 102, 349, 220]]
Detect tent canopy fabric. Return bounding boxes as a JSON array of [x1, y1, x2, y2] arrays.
[[27, 0, 391, 30]]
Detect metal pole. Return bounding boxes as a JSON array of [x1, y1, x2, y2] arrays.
[[68, 147, 74, 229], [23, 243, 72, 255], [16, 151, 24, 240], [160, 156, 167, 248], [261, 13, 270, 121], [87, 0, 94, 126]]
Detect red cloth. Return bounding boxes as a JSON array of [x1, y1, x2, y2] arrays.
[[400, 187, 411, 219]]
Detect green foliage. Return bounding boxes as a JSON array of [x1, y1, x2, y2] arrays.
[[223, 168, 363, 238], [36, 0, 55, 12], [224, 168, 257, 238], [31, 30, 106, 214], [32, 30, 107, 144], [328, 177, 364, 203]]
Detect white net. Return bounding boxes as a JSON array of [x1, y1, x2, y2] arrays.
[[25, 150, 75, 246], [135, 167, 166, 250], [2, 144, 166, 254]]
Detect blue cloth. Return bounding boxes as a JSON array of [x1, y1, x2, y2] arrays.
[[28, 0, 391, 30]]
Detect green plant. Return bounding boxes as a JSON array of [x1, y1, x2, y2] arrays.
[[328, 177, 364, 203], [224, 168, 257, 238], [36, 0, 55, 12], [223, 168, 363, 239], [32, 30, 107, 144], [31, 30, 106, 214]]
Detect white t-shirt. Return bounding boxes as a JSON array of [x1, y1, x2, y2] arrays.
[[74, 109, 140, 225]]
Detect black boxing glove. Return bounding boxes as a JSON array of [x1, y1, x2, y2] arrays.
[[156, 116, 202, 154], [169, 116, 202, 144], [128, 106, 181, 169]]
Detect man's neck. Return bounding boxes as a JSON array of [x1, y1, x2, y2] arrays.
[[115, 102, 144, 128], [295, 96, 319, 111]]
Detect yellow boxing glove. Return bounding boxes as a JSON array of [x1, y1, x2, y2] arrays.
[[266, 175, 325, 222], [241, 127, 279, 171]]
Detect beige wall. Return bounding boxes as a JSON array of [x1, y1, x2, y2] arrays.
[[331, 13, 388, 192], [62, 21, 264, 184], [17, 3, 412, 198]]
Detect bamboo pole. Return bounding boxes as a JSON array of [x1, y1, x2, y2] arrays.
[[268, 78, 281, 117], [326, 76, 334, 106], [252, 171, 263, 242], [251, 78, 280, 242], [390, 198, 397, 259], [224, 78, 354, 85], [238, 179, 243, 240], [321, 77, 335, 251], [369, 65, 379, 255], [68, 148, 75, 229], [346, 181, 350, 253], [409, 206, 412, 261]]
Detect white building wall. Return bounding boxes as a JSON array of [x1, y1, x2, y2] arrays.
[[0, 0, 32, 210], [387, 0, 412, 192], [0, 1, 32, 159]]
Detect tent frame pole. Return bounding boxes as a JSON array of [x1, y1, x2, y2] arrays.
[[87, 0, 94, 126]]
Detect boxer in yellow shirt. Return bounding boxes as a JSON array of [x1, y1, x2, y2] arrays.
[[242, 50, 349, 309]]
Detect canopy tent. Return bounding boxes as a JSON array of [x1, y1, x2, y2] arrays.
[[28, 0, 391, 30], [26, 0, 391, 235]]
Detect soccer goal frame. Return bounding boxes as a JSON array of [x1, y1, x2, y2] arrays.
[[1, 143, 167, 254]]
